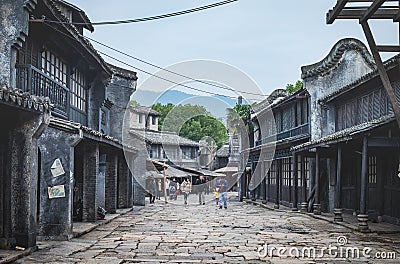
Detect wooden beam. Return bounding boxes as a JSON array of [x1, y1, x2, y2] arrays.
[[348, 0, 397, 2], [334, 8, 398, 20], [394, 9, 400, 21], [368, 137, 400, 147], [292, 153, 298, 209], [362, 22, 400, 128], [376, 45, 400, 52], [360, 0, 387, 23], [327, 0, 350, 24]]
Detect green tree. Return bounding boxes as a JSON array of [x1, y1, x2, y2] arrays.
[[130, 100, 141, 106], [286, 80, 303, 94], [151, 103, 227, 148], [227, 103, 252, 134], [151, 103, 174, 130]]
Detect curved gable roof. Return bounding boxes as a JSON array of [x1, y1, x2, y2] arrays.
[[301, 38, 375, 79]]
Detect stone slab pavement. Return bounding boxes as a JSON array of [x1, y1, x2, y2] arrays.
[[5, 193, 400, 263]]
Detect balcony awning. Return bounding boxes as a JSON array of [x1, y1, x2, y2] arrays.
[[49, 117, 137, 152], [0, 85, 51, 114], [214, 166, 238, 173]]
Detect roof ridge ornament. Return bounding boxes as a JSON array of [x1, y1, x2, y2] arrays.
[[301, 38, 375, 79]]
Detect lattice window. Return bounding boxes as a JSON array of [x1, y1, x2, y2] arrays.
[[41, 50, 67, 85], [70, 68, 87, 111], [270, 160, 276, 185], [282, 157, 291, 186], [337, 87, 393, 131], [368, 156, 377, 184]]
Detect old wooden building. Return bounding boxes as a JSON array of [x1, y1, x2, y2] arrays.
[[0, 0, 142, 248], [129, 106, 199, 169], [242, 38, 400, 230], [241, 88, 310, 209], [293, 38, 400, 229]]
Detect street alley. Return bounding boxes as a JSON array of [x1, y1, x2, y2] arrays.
[[11, 193, 400, 263]]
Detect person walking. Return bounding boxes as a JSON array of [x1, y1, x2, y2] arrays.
[[157, 179, 162, 200], [216, 176, 228, 209], [181, 177, 191, 205], [195, 175, 206, 205], [166, 178, 170, 197], [146, 178, 156, 204]]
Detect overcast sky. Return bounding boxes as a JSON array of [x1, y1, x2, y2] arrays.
[[67, 0, 395, 99]]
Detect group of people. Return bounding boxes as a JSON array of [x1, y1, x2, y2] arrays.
[[146, 175, 229, 208]]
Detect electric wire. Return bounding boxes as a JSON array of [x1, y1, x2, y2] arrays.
[[86, 36, 267, 97], [42, 21, 264, 101], [44, 0, 239, 26]]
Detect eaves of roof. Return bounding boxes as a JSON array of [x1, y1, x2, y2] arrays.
[[291, 115, 395, 152], [44, 0, 112, 76], [0, 85, 52, 113], [50, 117, 137, 152]]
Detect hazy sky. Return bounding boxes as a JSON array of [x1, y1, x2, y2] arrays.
[[67, 0, 395, 99]]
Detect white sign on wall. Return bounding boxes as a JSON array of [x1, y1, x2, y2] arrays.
[[50, 158, 65, 177]]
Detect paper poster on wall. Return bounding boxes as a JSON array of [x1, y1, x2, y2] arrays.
[[48, 185, 66, 199], [50, 158, 65, 177]]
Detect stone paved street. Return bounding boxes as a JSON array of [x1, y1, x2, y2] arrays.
[[14, 193, 400, 263]]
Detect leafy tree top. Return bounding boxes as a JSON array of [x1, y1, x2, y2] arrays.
[[286, 80, 303, 94], [151, 103, 227, 148]]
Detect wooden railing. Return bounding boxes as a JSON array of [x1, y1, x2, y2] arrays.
[[255, 123, 310, 146], [16, 64, 69, 118]]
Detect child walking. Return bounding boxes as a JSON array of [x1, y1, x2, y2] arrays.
[[214, 188, 219, 205]]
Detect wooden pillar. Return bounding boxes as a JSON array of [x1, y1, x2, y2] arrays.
[[314, 149, 321, 215], [274, 159, 280, 209], [300, 155, 307, 212], [292, 153, 298, 210], [334, 144, 343, 222], [358, 136, 370, 232], [262, 161, 267, 203]]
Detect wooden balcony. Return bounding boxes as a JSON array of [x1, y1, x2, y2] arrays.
[[16, 64, 69, 119], [256, 123, 310, 146]]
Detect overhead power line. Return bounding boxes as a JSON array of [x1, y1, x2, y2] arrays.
[[86, 36, 267, 97], [44, 0, 239, 26], [43, 21, 263, 101]]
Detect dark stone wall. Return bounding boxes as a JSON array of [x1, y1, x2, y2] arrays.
[[0, 0, 34, 86], [37, 126, 80, 240], [106, 75, 136, 141], [82, 142, 99, 222], [4, 110, 48, 248], [87, 78, 107, 132], [117, 154, 129, 208], [105, 151, 118, 213]]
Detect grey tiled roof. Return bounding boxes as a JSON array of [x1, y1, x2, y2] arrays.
[[252, 89, 288, 114], [50, 117, 137, 151], [216, 145, 229, 157], [46, 0, 112, 76], [0, 85, 51, 113], [108, 64, 138, 80], [291, 115, 395, 152], [130, 129, 199, 146], [55, 0, 94, 32], [130, 106, 160, 116]]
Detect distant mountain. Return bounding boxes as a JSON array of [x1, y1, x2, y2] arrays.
[[131, 89, 240, 120]]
